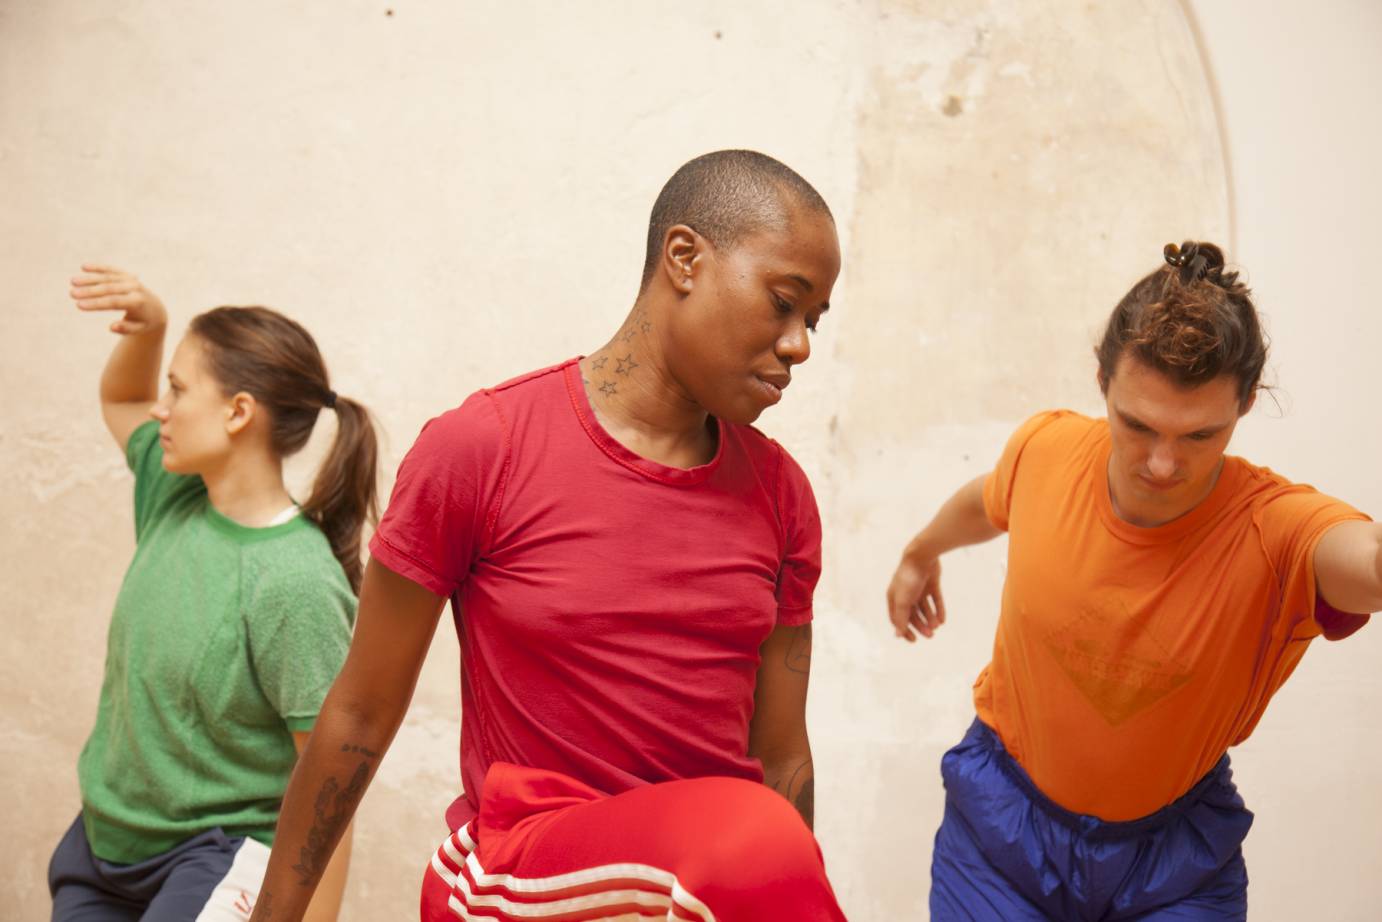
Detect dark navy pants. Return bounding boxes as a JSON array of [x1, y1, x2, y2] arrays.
[[49, 814, 270, 921], [931, 720, 1253, 921]]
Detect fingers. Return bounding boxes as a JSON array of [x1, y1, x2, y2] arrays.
[[913, 593, 938, 639], [79, 263, 126, 275], [73, 291, 143, 312], [932, 584, 947, 626], [889, 601, 916, 642], [886, 589, 917, 643], [71, 281, 138, 301]]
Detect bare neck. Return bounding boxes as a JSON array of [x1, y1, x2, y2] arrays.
[[579, 298, 716, 469], [201, 446, 295, 527]]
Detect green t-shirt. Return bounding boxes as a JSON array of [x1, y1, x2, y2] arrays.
[[77, 421, 356, 863]]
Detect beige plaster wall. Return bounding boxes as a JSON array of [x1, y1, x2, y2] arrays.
[[1, 1, 1375, 919], [1182, 2, 1382, 919]]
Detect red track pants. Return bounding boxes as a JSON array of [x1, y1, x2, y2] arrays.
[[421, 762, 847, 922]]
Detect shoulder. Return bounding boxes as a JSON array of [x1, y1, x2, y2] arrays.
[[733, 425, 818, 526], [997, 409, 1102, 471], [243, 530, 354, 612], [1230, 458, 1364, 529], [1014, 408, 1100, 447], [417, 360, 573, 449], [731, 423, 811, 487], [489, 359, 573, 395]]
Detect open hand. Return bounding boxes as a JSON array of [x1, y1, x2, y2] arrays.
[[886, 552, 946, 642], [71, 264, 167, 335]]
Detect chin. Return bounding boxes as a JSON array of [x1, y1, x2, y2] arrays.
[[717, 401, 766, 426]]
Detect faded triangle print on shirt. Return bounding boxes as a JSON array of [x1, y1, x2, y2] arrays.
[[1041, 601, 1193, 726]]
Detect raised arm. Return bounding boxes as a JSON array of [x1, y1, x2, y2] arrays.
[[886, 474, 1002, 642], [1314, 520, 1382, 615], [71, 264, 169, 451], [749, 622, 815, 829], [250, 559, 446, 922]]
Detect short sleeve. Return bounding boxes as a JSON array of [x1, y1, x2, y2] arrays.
[[125, 419, 203, 541], [1255, 485, 1371, 641], [368, 391, 510, 598], [982, 411, 1070, 532], [246, 562, 356, 731], [774, 446, 822, 626]]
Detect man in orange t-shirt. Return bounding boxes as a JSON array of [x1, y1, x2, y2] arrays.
[[887, 242, 1381, 921]]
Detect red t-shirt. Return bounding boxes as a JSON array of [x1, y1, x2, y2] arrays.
[[369, 360, 822, 829]]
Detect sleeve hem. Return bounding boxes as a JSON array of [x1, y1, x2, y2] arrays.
[[284, 715, 317, 733], [368, 532, 456, 598], [776, 605, 813, 627]]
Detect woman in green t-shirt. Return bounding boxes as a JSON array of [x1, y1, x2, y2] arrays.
[[50, 264, 377, 922]]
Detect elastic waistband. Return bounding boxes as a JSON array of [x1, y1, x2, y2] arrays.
[[965, 718, 1234, 840]]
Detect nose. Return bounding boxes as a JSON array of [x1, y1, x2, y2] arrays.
[[150, 396, 170, 422], [776, 318, 811, 368], [1147, 440, 1177, 480]]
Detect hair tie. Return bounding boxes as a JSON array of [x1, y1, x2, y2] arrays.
[[323, 390, 338, 409], [1163, 242, 1184, 267]]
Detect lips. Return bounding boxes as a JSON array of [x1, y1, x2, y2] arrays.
[[1138, 474, 1181, 492], [754, 372, 791, 404]]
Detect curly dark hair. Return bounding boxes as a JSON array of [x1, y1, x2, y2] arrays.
[[1096, 241, 1267, 408]]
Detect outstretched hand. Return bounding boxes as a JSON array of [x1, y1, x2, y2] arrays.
[[71, 264, 167, 335], [886, 552, 946, 642]]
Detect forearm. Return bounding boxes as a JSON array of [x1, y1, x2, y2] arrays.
[[100, 322, 165, 404], [762, 752, 814, 830], [903, 474, 1001, 561], [301, 821, 352, 922], [254, 705, 396, 921]]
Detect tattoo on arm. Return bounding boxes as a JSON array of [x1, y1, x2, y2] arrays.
[[341, 743, 378, 758], [794, 775, 815, 829], [785, 624, 812, 674], [290, 755, 372, 886], [771, 759, 815, 829]]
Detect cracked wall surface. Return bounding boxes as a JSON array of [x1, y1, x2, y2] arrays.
[[2, 2, 1377, 919]]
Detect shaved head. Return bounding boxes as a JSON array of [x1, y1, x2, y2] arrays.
[[641, 150, 833, 288]]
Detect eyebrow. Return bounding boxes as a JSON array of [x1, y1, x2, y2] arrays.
[[1116, 409, 1229, 436], [786, 274, 830, 312]]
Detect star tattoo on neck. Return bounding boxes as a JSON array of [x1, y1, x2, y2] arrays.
[[615, 354, 639, 376], [599, 380, 618, 396], [590, 355, 608, 371]]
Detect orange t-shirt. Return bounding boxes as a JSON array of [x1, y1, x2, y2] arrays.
[[975, 410, 1370, 821]]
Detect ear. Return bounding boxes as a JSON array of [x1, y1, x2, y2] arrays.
[[661, 224, 702, 295], [1096, 367, 1110, 396], [1239, 390, 1257, 417], [225, 391, 258, 437]]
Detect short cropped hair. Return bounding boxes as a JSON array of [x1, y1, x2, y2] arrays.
[[640, 150, 832, 287]]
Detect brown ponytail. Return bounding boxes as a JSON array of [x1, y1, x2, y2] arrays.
[[189, 307, 378, 592], [1096, 240, 1268, 409]]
